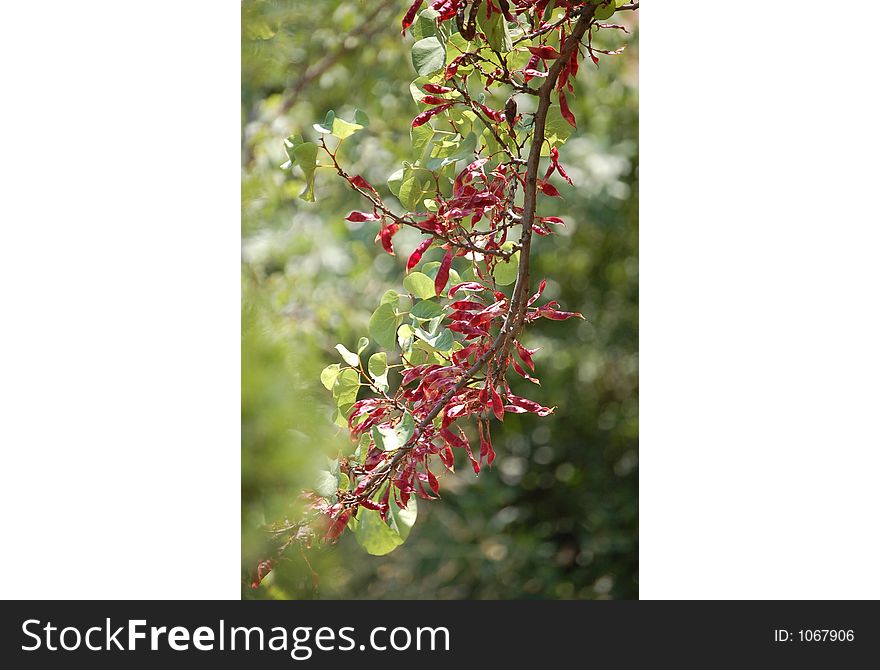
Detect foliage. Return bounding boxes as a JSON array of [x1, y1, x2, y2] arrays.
[[242, 0, 638, 599]]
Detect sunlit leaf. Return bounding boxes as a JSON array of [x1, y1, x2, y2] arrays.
[[411, 36, 446, 76]]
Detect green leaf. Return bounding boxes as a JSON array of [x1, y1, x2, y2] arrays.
[[380, 289, 401, 307], [409, 76, 433, 105], [411, 123, 435, 162], [354, 496, 417, 556], [389, 496, 417, 540], [477, 2, 513, 53], [333, 368, 360, 420], [430, 132, 465, 159], [320, 363, 341, 391], [594, 0, 617, 20], [284, 135, 319, 202], [313, 468, 339, 498], [313, 110, 336, 134], [314, 109, 364, 139], [335, 343, 361, 367], [428, 131, 478, 171], [354, 108, 370, 128], [397, 323, 415, 349], [507, 40, 535, 71], [368, 351, 387, 378], [387, 167, 405, 197], [398, 167, 435, 211], [395, 411, 416, 446], [445, 32, 473, 66], [542, 103, 575, 156], [368, 351, 389, 391], [414, 327, 454, 352], [331, 115, 364, 139], [411, 8, 440, 41], [398, 177, 421, 211], [411, 300, 444, 320], [357, 337, 370, 355], [411, 36, 446, 76], [372, 425, 400, 452], [492, 249, 520, 286], [403, 272, 437, 300], [369, 302, 402, 350]]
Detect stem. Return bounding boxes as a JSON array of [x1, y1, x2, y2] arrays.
[[494, 8, 596, 378]]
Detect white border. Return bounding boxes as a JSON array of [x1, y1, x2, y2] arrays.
[[640, 2, 880, 598], [0, 1, 240, 599]]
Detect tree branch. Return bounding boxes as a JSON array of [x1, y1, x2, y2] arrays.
[[340, 8, 598, 510], [493, 8, 596, 379]]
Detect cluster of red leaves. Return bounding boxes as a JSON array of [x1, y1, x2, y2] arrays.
[[328, 275, 580, 529], [302, 2, 596, 548]]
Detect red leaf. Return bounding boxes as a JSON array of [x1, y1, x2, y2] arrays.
[[379, 486, 391, 522], [325, 510, 351, 541], [491, 385, 504, 421], [350, 175, 376, 192], [515, 339, 537, 371], [522, 54, 541, 81], [401, 0, 425, 34], [559, 90, 577, 129], [549, 147, 573, 185], [449, 300, 485, 311], [527, 45, 561, 60], [426, 468, 440, 495], [448, 281, 488, 297], [412, 103, 453, 127], [528, 279, 547, 307], [345, 210, 380, 222], [359, 498, 389, 513], [439, 445, 455, 470], [445, 55, 466, 80], [478, 420, 496, 465], [506, 395, 554, 417], [423, 83, 454, 94], [513, 359, 541, 385], [532, 302, 584, 321], [421, 95, 451, 105], [476, 102, 504, 123], [537, 181, 561, 197], [376, 224, 400, 255], [407, 237, 433, 273], [435, 249, 453, 296]]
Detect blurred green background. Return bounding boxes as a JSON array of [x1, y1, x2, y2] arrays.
[[242, 0, 638, 599]]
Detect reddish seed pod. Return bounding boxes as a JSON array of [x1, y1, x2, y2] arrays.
[[434, 249, 453, 296], [407, 237, 433, 272], [423, 83, 454, 94], [527, 45, 561, 60], [411, 103, 453, 127], [401, 0, 425, 34], [559, 90, 577, 129]]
